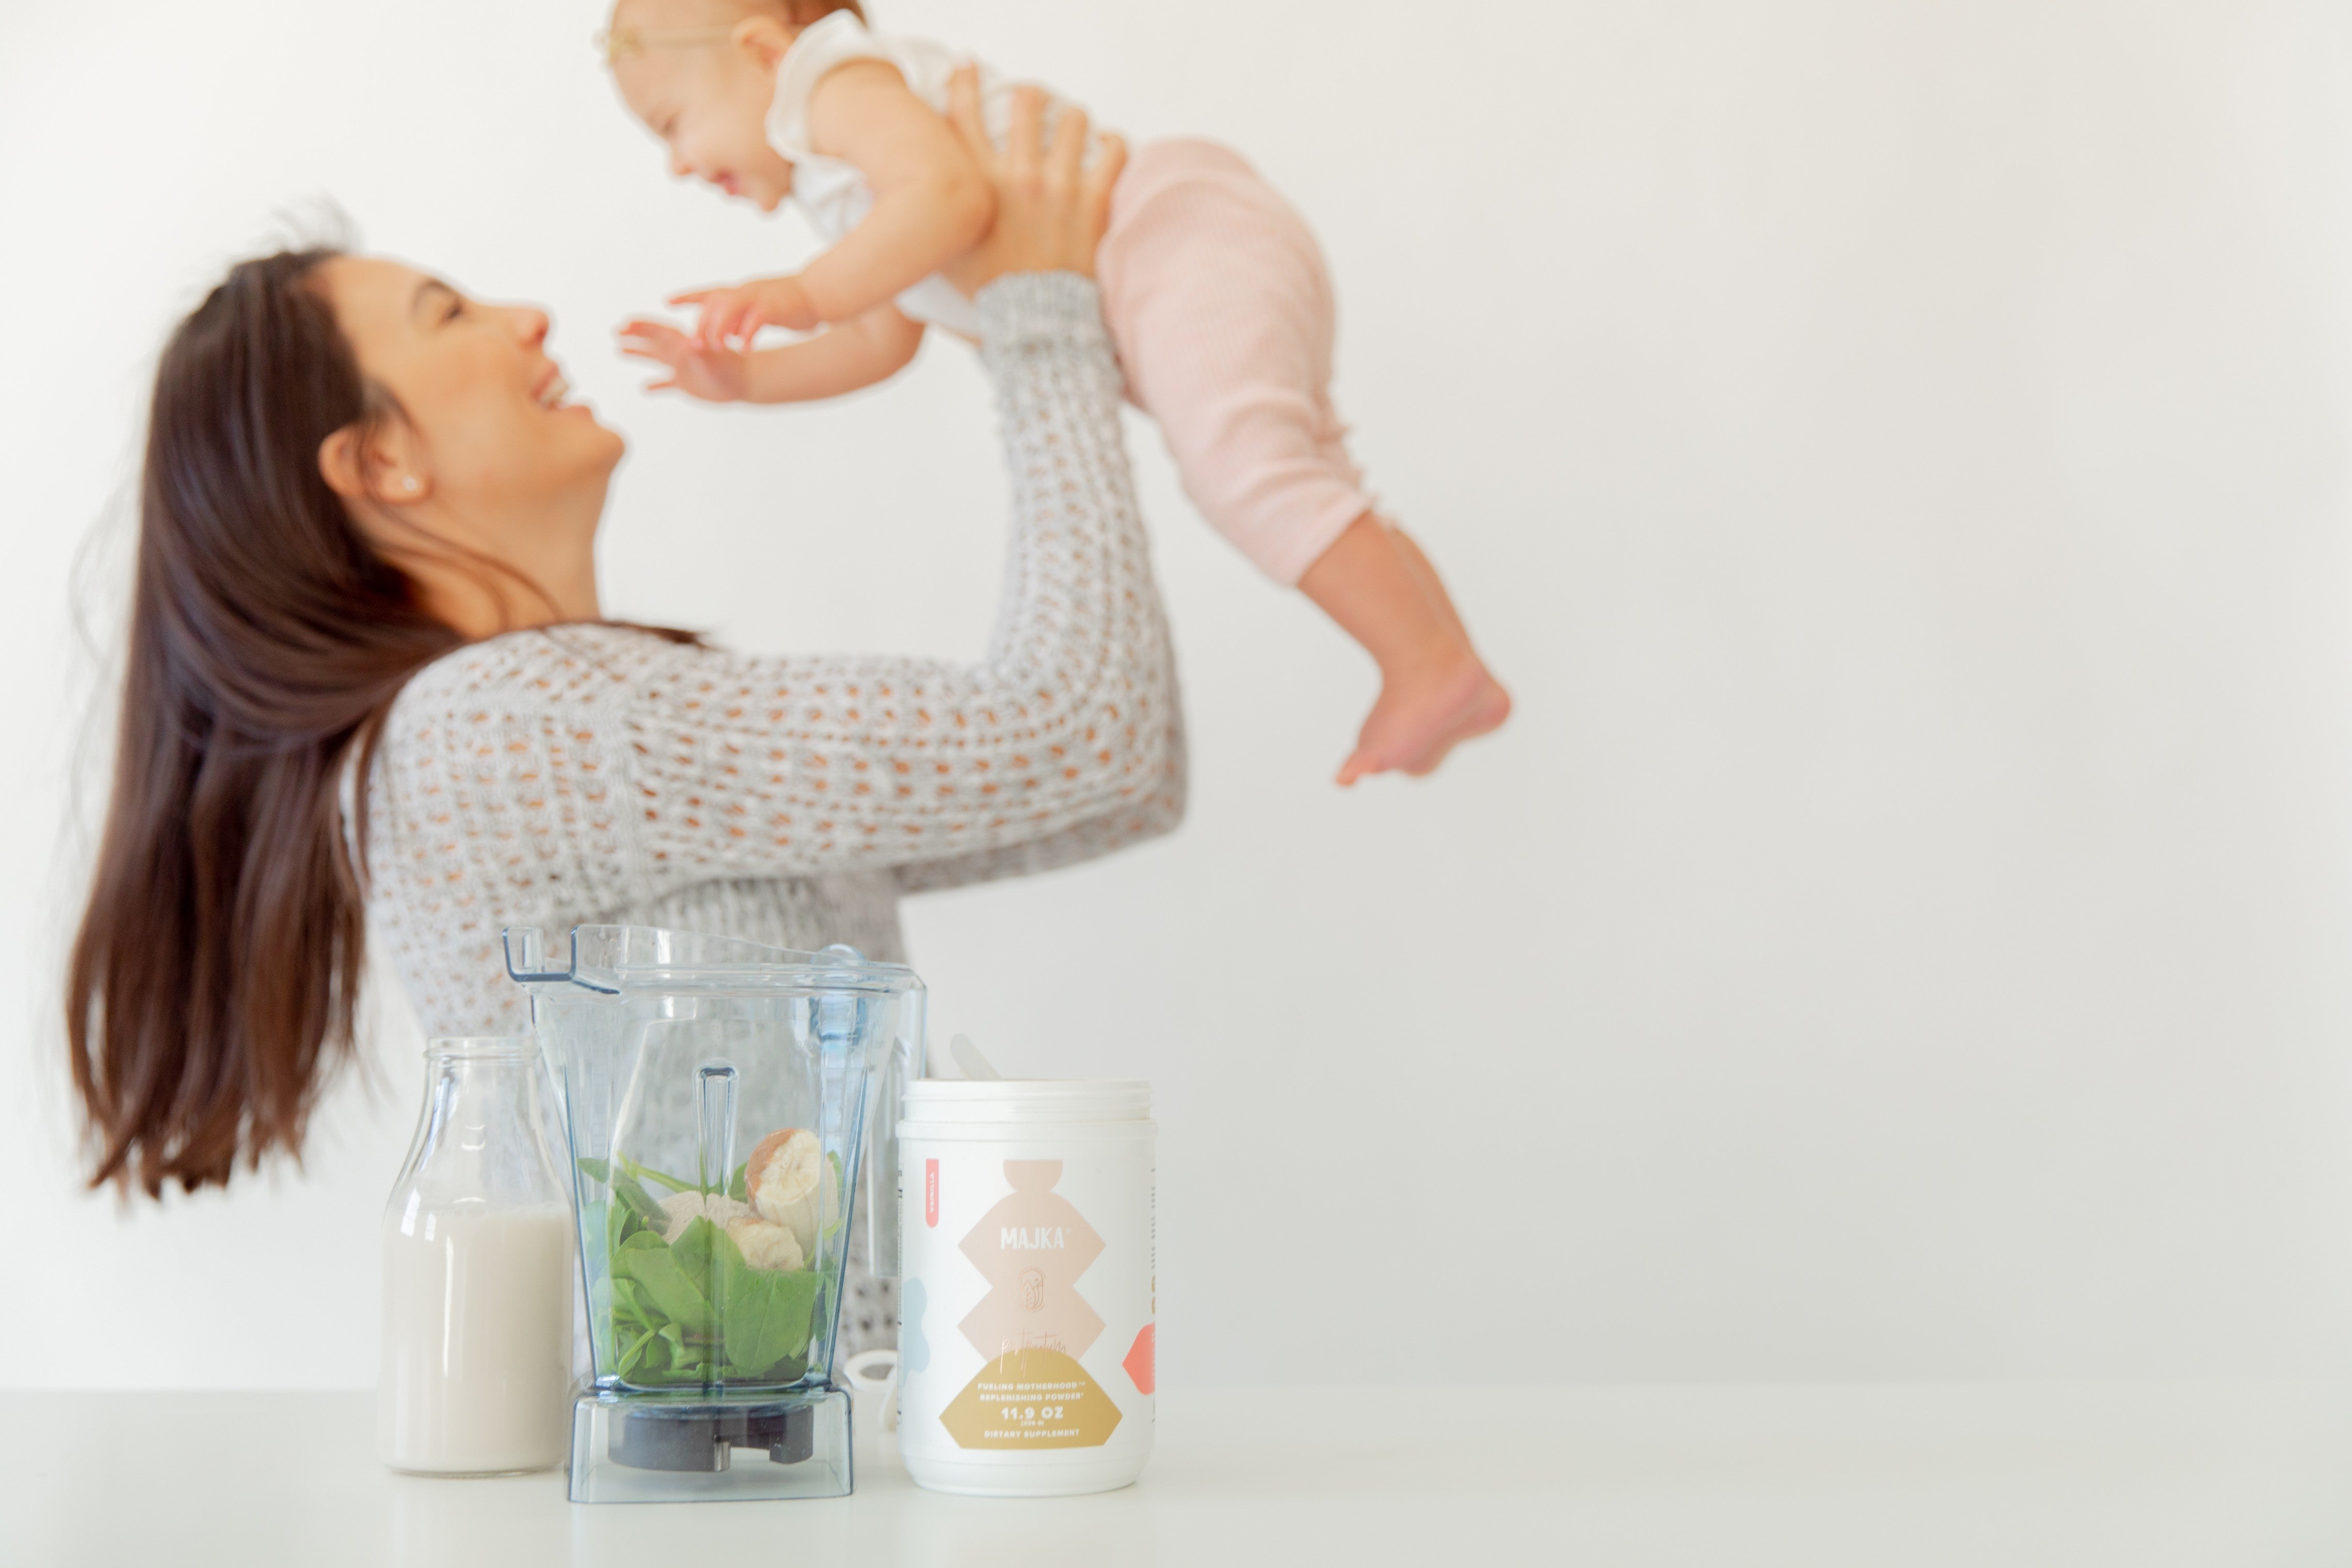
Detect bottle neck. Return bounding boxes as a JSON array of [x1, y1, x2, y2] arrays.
[[391, 1042, 566, 1215]]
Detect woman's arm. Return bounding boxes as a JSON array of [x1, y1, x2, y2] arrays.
[[375, 99, 1176, 904], [382, 276, 1178, 899], [621, 271, 1181, 888]]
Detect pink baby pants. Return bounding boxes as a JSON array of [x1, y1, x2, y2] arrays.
[[1096, 139, 1376, 587]]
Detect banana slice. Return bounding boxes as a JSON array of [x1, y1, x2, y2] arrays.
[[726, 1216, 806, 1273], [747, 1128, 825, 1252], [659, 1190, 749, 1244]]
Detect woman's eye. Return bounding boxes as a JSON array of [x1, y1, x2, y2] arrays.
[[444, 299, 465, 323]]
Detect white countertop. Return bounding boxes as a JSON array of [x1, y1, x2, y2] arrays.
[[5, 1382, 2349, 1566]]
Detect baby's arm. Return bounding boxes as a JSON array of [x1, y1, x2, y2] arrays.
[[793, 59, 996, 323], [743, 306, 926, 402], [620, 306, 925, 404]]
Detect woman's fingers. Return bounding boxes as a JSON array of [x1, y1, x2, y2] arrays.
[[1002, 84, 1046, 176], [1085, 131, 1128, 216], [1046, 103, 1090, 186], [933, 74, 1126, 293], [667, 289, 717, 306], [945, 63, 991, 164]]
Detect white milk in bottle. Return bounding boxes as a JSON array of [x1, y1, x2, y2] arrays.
[[376, 1038, 576, 1475], [378, 1206, 573, 1473]]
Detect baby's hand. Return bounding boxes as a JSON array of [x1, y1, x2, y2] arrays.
[[668, 275, 822, 351], [617, 317, 753, 403]]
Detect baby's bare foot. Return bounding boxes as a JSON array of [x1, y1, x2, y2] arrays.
[[1336, 647, 1512, 786]]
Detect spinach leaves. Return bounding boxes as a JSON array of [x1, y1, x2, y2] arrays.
[[580, 1155, 826, 1386]]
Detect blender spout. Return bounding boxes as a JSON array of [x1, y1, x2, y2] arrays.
[[503, 927, 567, 984]]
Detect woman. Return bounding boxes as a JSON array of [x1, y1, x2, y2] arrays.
[[65, 87, 1180, 1350]]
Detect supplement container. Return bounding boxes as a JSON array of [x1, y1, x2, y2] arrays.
[[377, 1037, 574, 1475], [895, 1079, 1156, 1496]]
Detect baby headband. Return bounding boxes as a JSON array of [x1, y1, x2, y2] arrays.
[[595, 25, 737, 65]]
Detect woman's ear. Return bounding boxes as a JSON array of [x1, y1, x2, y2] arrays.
[[733, 15, 794, 71], [318, 423, 428, 505]]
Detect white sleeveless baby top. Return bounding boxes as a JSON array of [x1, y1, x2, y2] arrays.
[[765, 10, 1065, 339]]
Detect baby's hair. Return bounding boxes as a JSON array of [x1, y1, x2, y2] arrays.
[[601, 0, 865, 66]]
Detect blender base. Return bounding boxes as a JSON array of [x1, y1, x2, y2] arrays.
[[567, 1384, 853, 1503]]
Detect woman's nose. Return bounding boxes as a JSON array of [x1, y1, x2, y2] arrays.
[[508, 306, 550, 347], [668, 150, 692, 181]]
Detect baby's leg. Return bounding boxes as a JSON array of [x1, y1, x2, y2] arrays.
[[1387, 526, 1469, 643], [1101, 142, 1509, 782], [1298, 514, 1512, 782]]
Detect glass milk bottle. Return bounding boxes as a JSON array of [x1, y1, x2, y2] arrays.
[[377, 1037, 574, 1475]]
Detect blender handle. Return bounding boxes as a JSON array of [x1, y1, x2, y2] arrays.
[[865, 1027, 922, 1278]]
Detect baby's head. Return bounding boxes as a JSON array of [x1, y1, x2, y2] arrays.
[[604, 0, 864, 212]]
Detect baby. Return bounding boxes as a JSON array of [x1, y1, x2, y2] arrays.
[[606, 0, 1510, 783]]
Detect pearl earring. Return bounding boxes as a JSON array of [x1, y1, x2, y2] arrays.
[[403, 477, 420, 493]]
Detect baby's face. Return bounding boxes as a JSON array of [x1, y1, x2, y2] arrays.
[[613, 35, 796, 212]]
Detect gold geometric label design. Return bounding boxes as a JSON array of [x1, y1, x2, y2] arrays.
[[958, 1160, 1107, 1360], [939, 1348, 1124, 1450]]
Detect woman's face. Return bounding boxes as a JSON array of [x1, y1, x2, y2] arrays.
[[317, 254, 624, 534]]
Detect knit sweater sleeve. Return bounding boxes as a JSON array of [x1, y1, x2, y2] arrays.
[[370, 273, 1185, 921]]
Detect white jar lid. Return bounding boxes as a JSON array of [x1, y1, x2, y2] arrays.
[[902, 1078, 1151, 1123]]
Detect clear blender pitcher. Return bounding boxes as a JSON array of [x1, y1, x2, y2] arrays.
[[505, 924, 926, 1503]]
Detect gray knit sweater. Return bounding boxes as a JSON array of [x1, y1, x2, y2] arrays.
[[360, 273, 1186, 1354]]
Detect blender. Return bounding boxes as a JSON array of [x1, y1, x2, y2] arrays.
[[505, 924, 925, 1502]]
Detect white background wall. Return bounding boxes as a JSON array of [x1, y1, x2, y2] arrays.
[[5, 0, 2352, 1390]]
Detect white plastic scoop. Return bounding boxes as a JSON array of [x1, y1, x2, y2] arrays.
[[948, 1033, 1002, 1081]]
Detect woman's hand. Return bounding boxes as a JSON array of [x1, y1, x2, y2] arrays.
[[938, 68, 1126, 299]]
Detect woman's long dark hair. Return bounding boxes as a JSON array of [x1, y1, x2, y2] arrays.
[[67, 248, 463, 1196]]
